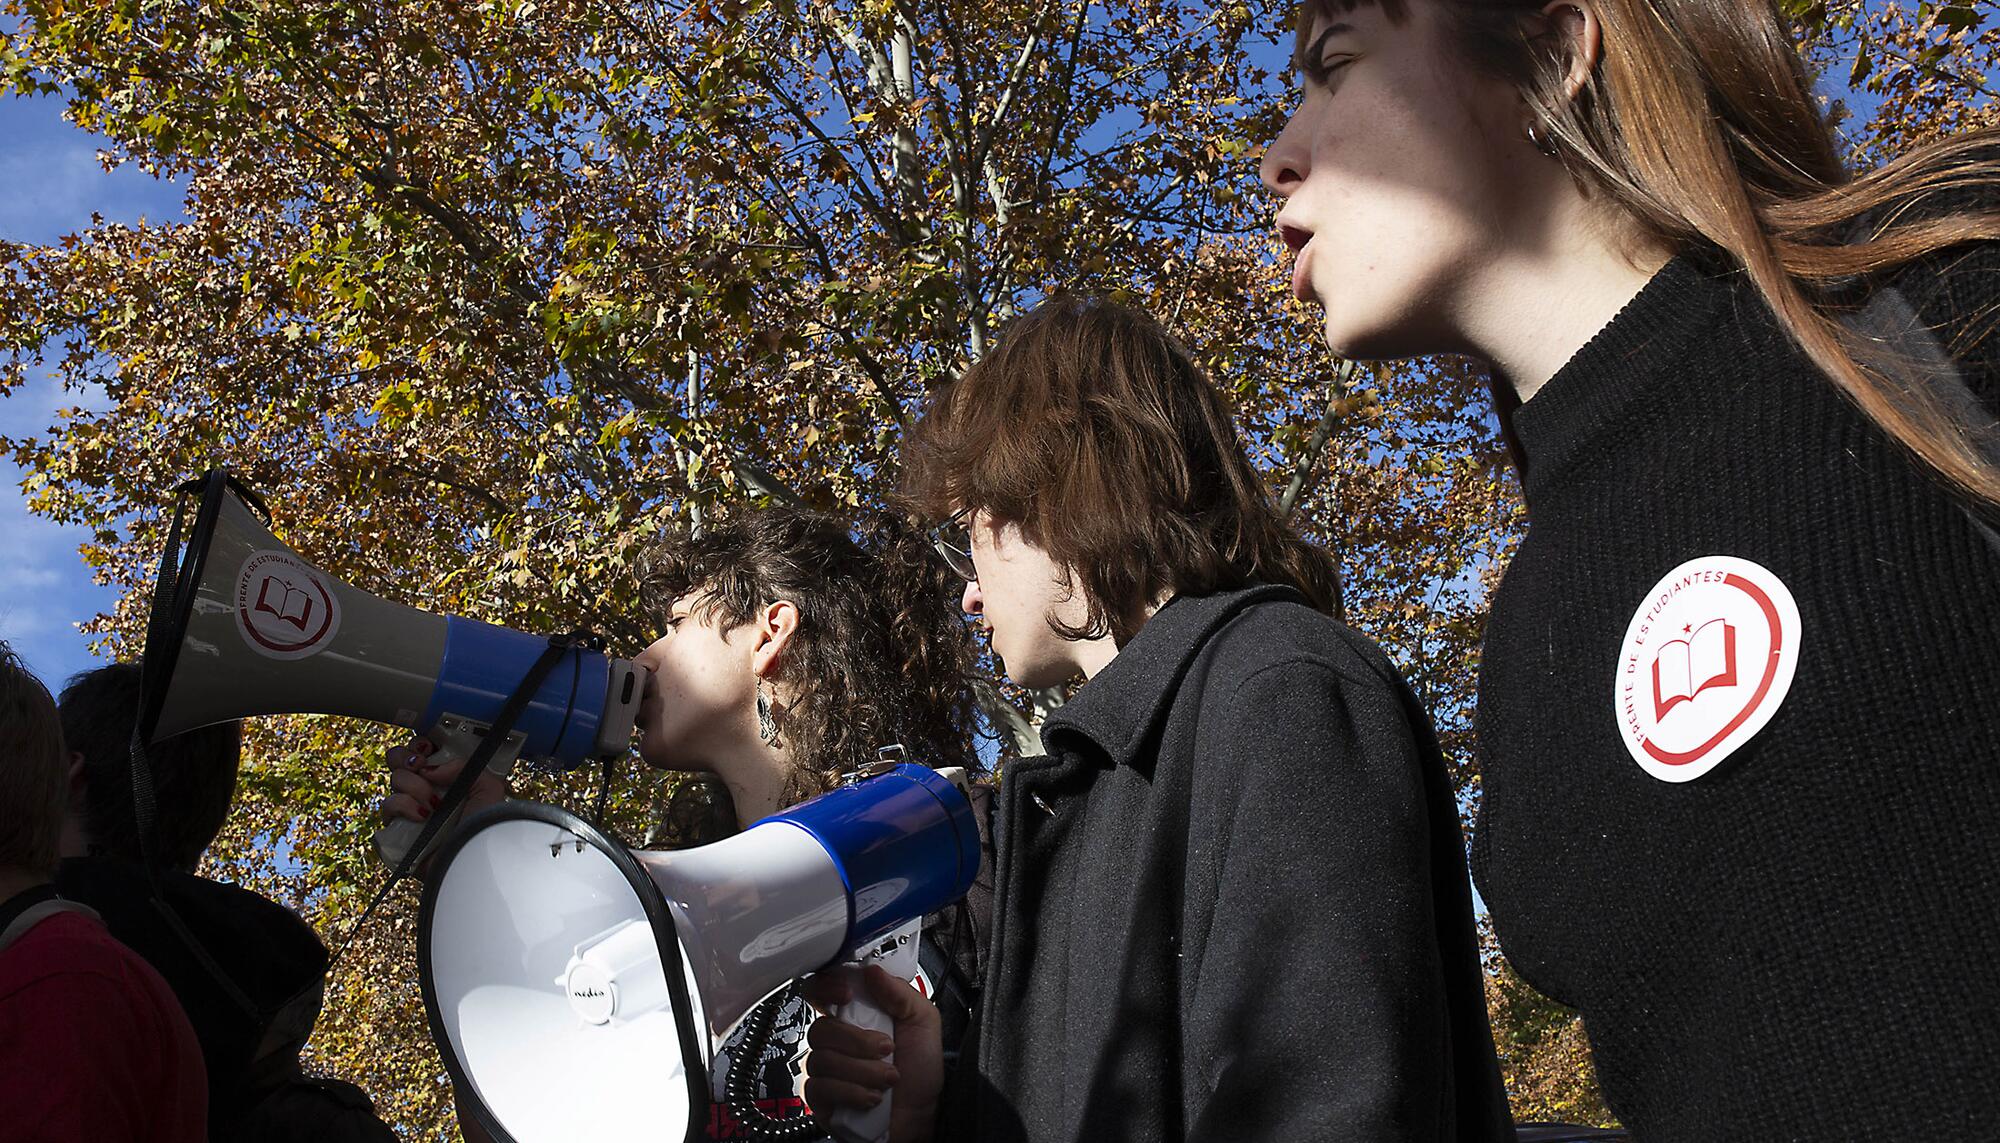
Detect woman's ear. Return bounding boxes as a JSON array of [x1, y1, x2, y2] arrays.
[[750, 600, 801, 679], [1539, 1, 1601, 103]]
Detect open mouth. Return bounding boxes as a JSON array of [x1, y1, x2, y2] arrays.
[[1278, 220, 1317, 303]]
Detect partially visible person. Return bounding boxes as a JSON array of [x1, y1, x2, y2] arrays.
[[381, 507, 990, 1142], [0, 641, 206, 1143], [53, 662, 396, 1143], [803, 298, 1511, 1142], [1259, 0, 2000, 1135]]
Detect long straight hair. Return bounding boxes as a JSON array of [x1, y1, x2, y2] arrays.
[[1310, 0, 2000, 504]]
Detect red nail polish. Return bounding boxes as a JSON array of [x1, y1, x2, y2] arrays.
[[418, 805, 432, 819], [415, 739, 436, 756]]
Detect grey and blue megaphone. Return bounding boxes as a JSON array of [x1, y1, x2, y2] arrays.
[[136, 470, 647, 865], [419, 762, 981, 1143]]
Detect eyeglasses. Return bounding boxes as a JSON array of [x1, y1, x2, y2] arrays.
[[931, 507, 978, 582]]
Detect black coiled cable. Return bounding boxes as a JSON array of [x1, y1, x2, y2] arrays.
[[724, 984, 822, 1141]]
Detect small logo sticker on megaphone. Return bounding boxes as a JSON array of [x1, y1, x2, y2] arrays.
[[235, 551, 342, 660]]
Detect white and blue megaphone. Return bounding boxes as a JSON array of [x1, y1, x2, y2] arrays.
[[134, 470, 647, 866], [419, 762, 981, 1143]]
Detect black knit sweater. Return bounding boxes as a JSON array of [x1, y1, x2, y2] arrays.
[[1470, 243, 2000, 1140]]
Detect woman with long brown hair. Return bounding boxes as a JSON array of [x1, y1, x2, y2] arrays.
[[803, 296, 1512, 1142], [1262, 1, 2000, 1135]]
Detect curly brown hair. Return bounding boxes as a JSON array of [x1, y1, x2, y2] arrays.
[[636, 507, 979, 805]]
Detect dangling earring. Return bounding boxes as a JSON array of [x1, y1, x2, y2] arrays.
[[755, 680, 779, 745], [1526, 120, 1559, 158]]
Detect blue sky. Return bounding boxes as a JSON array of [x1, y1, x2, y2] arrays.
[[0, 92, 185, 691]]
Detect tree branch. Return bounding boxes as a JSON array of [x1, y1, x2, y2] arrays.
[[970, 677, 1043, 757], [968, 0, 1060, 179], [1280, 358, 1359, 518], [382, 459, 513, 516]]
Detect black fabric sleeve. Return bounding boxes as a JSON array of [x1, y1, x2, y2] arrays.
[[1179, 656, 1453, 1143]]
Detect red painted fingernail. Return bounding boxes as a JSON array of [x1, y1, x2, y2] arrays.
[[415, 739, 436, 756], [418, 805, 432, 819]]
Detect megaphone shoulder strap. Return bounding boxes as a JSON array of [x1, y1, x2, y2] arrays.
[[129, 471, 265, 1028], [133, 474, 208, 873], [337, 629, 604, 963]]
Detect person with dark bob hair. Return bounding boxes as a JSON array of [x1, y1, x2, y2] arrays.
[[382, 505, 990, 1143], [56, 663, 240, 873], [802, 297, 1512, 1142]]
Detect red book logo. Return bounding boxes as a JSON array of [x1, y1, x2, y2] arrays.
[[234, 551, 341, 660], [254, 576, 315, 632], [1614, 555, 1802, 783], [1651, 617, 1737, 720]]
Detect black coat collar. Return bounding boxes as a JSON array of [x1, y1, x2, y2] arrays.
[[1038, 583, 1307, 771]]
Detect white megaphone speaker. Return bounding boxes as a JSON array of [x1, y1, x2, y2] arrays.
[[136, 471, 647, 865], [419, 762, 981, 1143]]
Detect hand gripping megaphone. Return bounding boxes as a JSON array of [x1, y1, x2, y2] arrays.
[[419, 762, 981, 1143], [135, 471, 647, 864]]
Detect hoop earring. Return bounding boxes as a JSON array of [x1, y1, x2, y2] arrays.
[[1526, 121, 1559, 158], [755, 680, 779, 745]]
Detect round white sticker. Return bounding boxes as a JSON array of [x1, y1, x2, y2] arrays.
[[1613, 555, 1801, 783], [233, 550, 342, 660]]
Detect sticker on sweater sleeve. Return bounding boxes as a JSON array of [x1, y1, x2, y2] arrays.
[[1613, 556, 1801, 782]]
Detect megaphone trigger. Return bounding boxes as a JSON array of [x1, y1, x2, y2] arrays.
[[372, 718, 529, 870]]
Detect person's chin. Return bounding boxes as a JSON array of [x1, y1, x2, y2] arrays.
[[1321, 307, 1376, 358], [1000, 656, 1068, 691], [1322, 295, 1451, 362], [637, 738, 691, 772]]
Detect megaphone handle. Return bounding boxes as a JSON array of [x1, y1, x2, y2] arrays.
[[371, 727, 523, 869], [826, 920, 924, 1143], [372, 797, 488, 870]]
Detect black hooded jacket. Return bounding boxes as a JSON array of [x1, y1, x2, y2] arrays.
[[55, 857, 395, 1142], [944, 585, 1512, 1143]]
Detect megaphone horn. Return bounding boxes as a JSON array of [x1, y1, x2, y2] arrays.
[[137, 470, 647, 864], [420, 762, 982, 1143]]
